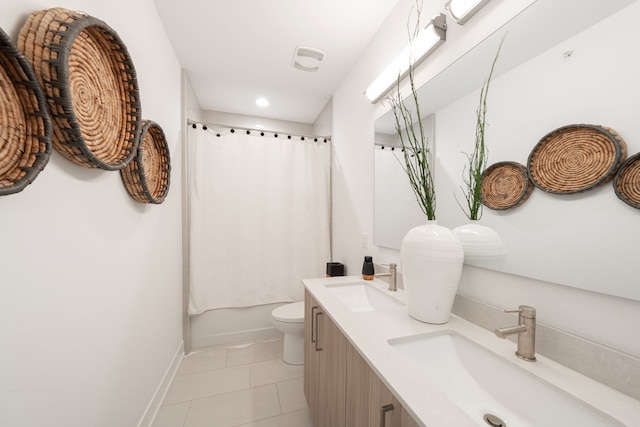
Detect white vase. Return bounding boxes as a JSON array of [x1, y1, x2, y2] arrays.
[[453, 221, 505, 267], [400, 220, 464, 324]]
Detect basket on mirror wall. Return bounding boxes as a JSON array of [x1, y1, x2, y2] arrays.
[[527, 124, 627, 194], [481, 161, 533, 210], [120, 120, 171, 204], [0, 27, 52, 196], [613, 152, 640, 209], [17, 7, 141, 170]]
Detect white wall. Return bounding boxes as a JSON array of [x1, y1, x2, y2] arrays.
[[331, 0, 640, 358], [0, 2, 183, 427], [181, 72, 202, 354]]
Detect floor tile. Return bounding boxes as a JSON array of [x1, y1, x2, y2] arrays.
[[152, 402, 190, 427], [225, 338, 284, 367], [276, 377, 308, 413], [184, 384, 280, 427], [163, 365, 250, 404], [177, 347, 228, 376], [250, 358, 304, 387], [236, 409, 314, 427]]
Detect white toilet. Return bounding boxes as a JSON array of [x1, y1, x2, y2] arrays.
[[271, 301, 305, 365]]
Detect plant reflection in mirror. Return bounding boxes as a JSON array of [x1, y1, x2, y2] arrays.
[[457, 36, 505, 220]]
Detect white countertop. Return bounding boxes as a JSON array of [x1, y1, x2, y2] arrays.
[[303, 275, 640, 427]]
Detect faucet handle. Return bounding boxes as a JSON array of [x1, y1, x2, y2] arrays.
[[380, 263, 397, 269], [504, 305, 536, 318]]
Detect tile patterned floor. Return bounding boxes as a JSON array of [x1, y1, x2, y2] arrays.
[[152, 337, 314, 427]]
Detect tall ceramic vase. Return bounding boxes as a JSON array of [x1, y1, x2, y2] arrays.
[[400, 220, 464, 324]]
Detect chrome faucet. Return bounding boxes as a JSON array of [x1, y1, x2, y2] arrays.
[[495, 305, 537, 362], [375, 263, 397, 291]]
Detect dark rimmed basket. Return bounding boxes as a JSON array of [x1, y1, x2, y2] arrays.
[[0, 27, 52, 196], [613, 152, 640, 209], [120, 120, 170, 204], [528, 124, 627, 194], [481, 161, 533, 210], [17, 7, 141, 170]]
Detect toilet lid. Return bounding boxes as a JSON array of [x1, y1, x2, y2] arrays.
[[272, 301, 304, 323]]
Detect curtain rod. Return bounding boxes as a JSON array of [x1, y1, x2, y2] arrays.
[[187, 119, 331, 142]]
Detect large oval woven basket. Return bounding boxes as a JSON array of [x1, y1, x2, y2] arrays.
[[0, 27, 52, 196], [120, 120, 170, 204], [528, 124, 627, 194], [18, 8, 141, 170]]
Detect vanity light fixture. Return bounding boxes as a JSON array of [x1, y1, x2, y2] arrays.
[[445, 0, 492, 25], [364, 13, 447, 104], [256, 97, 269, 107]]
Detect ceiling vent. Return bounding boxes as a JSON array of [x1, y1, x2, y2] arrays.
[[292, 46, 325, 72]]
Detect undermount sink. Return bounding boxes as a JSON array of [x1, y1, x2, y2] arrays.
[[387, 331, 625, 427], [324, 281, 404, 312]]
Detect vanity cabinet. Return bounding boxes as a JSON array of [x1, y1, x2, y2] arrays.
[[304, 291, 346, 427], [346, 344, 420, 427], [304, 290, 420, 427]]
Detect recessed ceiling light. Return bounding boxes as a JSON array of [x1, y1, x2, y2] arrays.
[[256, 98, 269, 107]]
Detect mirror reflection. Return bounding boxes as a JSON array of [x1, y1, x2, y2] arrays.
[[374, 115, 435, 249], [373, 0, 640, 301]]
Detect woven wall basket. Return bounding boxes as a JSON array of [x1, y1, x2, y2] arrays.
[[17, 8, 141, 170], [613, 152, 640, 209], [0, 27, 52, 196], [528, 124, 627, 194], [481, 161, 533, 210], [120, 120, 170, 204]]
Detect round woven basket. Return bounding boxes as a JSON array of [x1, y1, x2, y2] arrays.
[[0, 27, 52, 196], [481, 161, 533, 210], [120, 120, 170, 204], [613, 152, 640, 209], [528, 124, 627, 194], [17, 8, 141, 170]]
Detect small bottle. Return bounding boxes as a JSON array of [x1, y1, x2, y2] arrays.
[[362, 256, 374, 280]]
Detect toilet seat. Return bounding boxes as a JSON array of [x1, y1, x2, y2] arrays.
[[272, 301, 304, 323]]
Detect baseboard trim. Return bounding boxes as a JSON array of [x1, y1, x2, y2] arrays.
[[137, 340, 184, 427], [191, 326, 282, 349]]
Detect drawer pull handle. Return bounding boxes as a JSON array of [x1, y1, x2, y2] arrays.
[[380, 403, 394, 427], [314, 311, 323, 351], [311, 306, 318, 343]]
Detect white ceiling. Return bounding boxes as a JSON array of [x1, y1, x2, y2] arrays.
[[153, 0, 399, 124]]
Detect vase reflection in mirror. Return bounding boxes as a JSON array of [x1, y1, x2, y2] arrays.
[[401, 220, 464, 324], [453, 221, 506, 268]]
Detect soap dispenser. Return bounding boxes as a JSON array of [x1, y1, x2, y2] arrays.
[[362, 256, 374, 280]]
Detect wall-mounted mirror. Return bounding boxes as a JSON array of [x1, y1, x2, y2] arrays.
[[373, 0, 640, 301]]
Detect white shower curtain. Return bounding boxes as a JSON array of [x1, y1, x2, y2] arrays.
[[188, 127, 331, 314]]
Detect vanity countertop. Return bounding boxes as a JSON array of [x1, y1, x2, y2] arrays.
[[303, 275, 640, 427]]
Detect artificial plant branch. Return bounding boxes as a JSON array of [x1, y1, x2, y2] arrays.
[[386, 0, 437, 220]]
